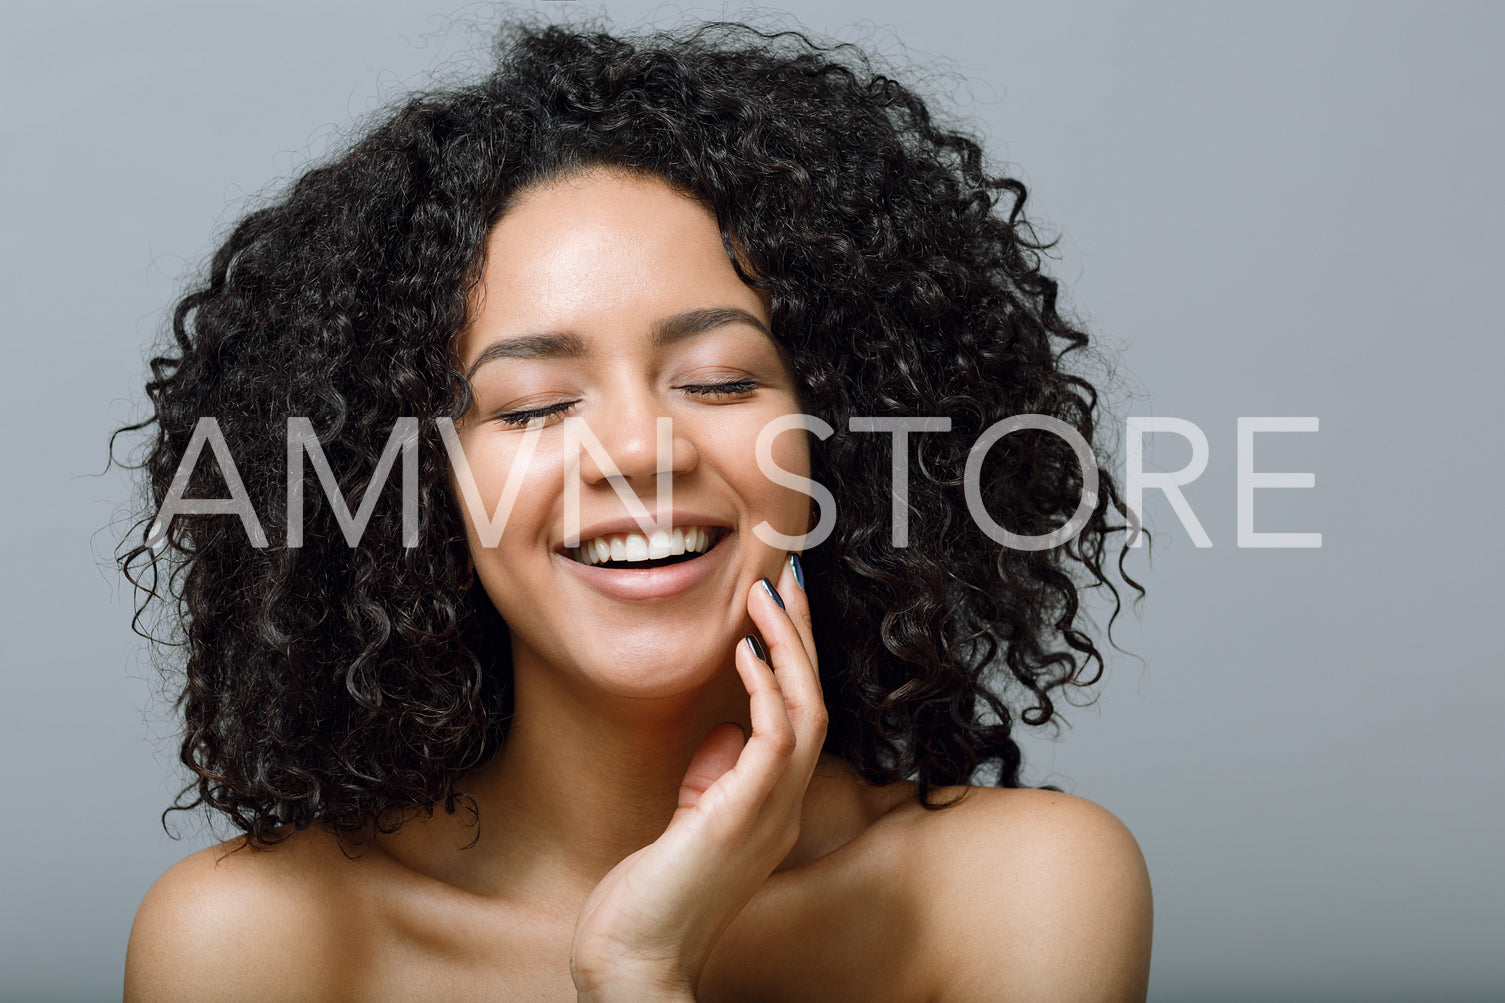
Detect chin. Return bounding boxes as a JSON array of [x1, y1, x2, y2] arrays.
[[572, 632, 739, 701]]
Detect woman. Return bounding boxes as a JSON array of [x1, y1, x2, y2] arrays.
[[122, 18, 1152, 1001]]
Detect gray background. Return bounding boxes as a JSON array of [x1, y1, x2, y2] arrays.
[[2, 1, 1500, 1000]]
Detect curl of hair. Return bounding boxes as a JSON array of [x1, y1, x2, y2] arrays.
[[118, 19, 1142, 846]]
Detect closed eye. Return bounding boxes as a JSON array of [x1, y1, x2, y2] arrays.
[[494, 380, 756, 426], [494, 400, 578, 427], [679, 379, 759, 397]]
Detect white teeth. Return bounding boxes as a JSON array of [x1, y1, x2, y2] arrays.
[[568, 527, 721, 566]]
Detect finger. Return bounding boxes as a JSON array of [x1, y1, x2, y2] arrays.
[[677, 722, 746, 811], [747, 580, 827, 767], [727, 633, 798, 797], [748, 577, 822, 719], [775, 554, 819, 694]]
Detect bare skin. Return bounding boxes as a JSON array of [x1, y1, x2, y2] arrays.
[[126, 766, 1150, 1001], [125, 170, 1152, 1001]]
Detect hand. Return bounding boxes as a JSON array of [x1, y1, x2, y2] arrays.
[[570, 555, 826, 1002]]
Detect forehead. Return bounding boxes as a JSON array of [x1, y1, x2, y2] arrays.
[[459, 169, 769, 364]]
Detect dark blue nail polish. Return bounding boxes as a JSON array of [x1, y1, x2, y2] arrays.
[[745, 634, 768, 662], [788, 553, 805, 591], [760, 577, 785, 610]]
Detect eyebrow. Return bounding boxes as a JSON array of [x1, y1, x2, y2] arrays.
[[654, 307, 773, 347], [466, 307, 773, 378]]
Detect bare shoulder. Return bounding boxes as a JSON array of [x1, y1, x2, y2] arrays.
[[124, 830, 357, 1002], [898, 786, 1153, 1003]]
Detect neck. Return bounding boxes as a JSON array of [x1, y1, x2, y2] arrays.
[[374, 643, 756, 897]]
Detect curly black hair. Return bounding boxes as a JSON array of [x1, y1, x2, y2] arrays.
[[118, 17, 1141, 847]]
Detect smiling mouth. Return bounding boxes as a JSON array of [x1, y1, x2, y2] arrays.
[[564, 527, 730, 570]]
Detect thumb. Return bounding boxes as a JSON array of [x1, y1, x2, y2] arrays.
[[677, 722, 746, 811]]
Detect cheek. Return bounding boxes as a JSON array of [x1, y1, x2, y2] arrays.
[[449, 432, 563, 555], [774, 426, 811, 479], [756, 425, 814, 534]]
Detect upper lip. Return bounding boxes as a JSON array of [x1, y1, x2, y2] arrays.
[[559, 511, 733, 551]]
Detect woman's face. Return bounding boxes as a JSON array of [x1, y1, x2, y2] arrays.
[[452, 168, 811, 698]]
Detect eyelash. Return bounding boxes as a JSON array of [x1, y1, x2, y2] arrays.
[[493, 379, 760, 427]]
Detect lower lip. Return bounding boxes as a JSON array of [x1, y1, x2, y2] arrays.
[[556, 533, 730, 601]]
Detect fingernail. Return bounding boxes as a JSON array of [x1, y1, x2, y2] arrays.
[[760, 577, 785, 610], [745, 634, 768, 662], [788, 553, 805, 591]]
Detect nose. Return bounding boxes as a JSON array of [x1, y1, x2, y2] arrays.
[[573, 386, 699, 494]]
